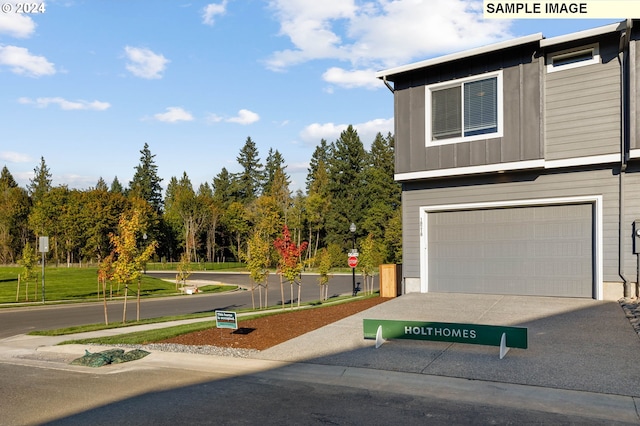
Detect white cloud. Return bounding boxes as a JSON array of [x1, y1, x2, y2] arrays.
[[208, 109, 260, 125], [0, 45, 55, 77], [18, 97, 111, 111], [300, 118, 393, 146], [0, 8, 36, 38], [266, 0, 512, 85], [202, 1, 228, 26], [153, 107, 194, 123], [0, 151, 31, 163], [322, 67, 382, 89], [227, 109, 260, 125], [124, 46, 169, 79]]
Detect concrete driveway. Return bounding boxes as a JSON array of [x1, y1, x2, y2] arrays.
[[257, 293, 640, 397]]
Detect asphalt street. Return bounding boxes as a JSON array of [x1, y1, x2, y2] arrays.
[[0, 363, 625, 425], [1, 293, 639, 424], [0, 272, 371, 338]]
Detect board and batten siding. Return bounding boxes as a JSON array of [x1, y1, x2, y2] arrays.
[[544, 48, 620, 160], [394, 60, 542, 175], [401, 168, 640, 286]]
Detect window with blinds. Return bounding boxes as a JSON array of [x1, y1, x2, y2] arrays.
[[427, 71, 502, 145]]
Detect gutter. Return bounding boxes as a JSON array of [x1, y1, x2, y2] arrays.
[[618, 19, 633, 297]]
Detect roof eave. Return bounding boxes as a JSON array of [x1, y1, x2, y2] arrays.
[[375, 33, 543, 80]]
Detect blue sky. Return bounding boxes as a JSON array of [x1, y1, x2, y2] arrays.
[[0, 1, 617, 192]]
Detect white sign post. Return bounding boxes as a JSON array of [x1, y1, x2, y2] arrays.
[[39, 236, 49, 304]]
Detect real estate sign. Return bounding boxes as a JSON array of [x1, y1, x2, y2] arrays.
[[363, 319, 527, 349], [215, 310, 238, 330]]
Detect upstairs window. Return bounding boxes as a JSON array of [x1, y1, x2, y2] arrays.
[[427, 71, 503, 145], [547, 44, 599, 73]]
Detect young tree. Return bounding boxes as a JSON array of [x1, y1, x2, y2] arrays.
[[17, 241, 36, 302], [358, 233, 383, 294], [110, 209, 158, 323], [176, 251, 192, 292], [243, 231, 271, 309], [316, 247, 332, 301], [274, 225, 308, 308], [98, 252, 115, 325]]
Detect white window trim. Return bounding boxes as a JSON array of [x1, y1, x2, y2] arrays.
[[419, 195, 603, 300], [546, 43, 600, 73], [425, 70, 504, 147]]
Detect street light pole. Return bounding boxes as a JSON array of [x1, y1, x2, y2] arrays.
[[349, 222, 356, 296]]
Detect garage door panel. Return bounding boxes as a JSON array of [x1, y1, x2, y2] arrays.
[[427, 203, 593, 298]]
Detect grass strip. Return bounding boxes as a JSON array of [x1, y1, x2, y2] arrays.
[[57, 293, 379, 346]]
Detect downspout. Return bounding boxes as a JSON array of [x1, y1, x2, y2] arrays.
[[619, 19, 633, 298]]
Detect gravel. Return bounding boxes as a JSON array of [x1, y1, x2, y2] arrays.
[[104, 343, 261, 358], [619, 297, 640, 337]]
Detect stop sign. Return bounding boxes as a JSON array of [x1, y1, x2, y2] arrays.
[[348, 256, 358, 268]]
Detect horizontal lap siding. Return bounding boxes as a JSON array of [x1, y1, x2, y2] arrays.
[[545, 59, 620, 159], [401, 168, 640, 282]]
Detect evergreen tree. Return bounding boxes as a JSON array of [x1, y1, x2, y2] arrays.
[[0, 166, 29, 264], [306, 139, 330, 193], [263, 148, 288, 195], [110, 176, 124, 194], [361, 132, 401, 243], [28, 156, 52, 202], [233, 137, 263, 203], [212, 167, 234, 207], [325, 125, 367, 248], [0, 166, 18, 189], [128, 143, 163, 213], [95, 177, 108, 192], [27, 157, 54, 249]]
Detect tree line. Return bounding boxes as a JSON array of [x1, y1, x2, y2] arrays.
[[0, 125, 402, 270]]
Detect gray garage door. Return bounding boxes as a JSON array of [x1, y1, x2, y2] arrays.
[[427, 203, 594, 298]]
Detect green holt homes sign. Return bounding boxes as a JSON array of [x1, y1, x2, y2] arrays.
[[363, 319, 528, 349]]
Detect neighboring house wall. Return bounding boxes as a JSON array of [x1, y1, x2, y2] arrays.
[[544, 35, 621, 160]]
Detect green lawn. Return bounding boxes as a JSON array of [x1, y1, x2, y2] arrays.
[[0, 266, 236, 305]]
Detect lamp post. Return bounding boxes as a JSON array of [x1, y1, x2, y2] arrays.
[[349, 222, 356, 296], [142, 233, 148, 274]]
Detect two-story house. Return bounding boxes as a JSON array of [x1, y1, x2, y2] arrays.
[[376, 19, 639, 300]]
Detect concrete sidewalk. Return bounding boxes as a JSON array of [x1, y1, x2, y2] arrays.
[[1, 293, 639, 422]]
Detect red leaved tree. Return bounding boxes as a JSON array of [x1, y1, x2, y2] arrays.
[[274, 225, 308, 309]]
